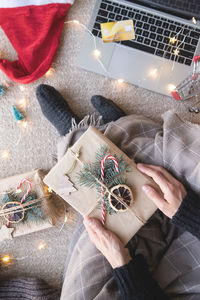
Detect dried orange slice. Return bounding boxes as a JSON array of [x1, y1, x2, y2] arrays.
[[109, 184, 133, 212]]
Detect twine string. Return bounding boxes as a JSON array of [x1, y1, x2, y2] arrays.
[[0, 196, 49, 218]]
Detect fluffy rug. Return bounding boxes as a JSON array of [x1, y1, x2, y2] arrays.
[[0, 0, 199, 290]]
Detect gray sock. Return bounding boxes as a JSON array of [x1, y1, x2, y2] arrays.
[[91, 95, 126, 124], [36, 84, 80, 136]]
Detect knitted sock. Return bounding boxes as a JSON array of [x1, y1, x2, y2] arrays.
[[91, 95, 126, 123], [36, 84, 80, 136]]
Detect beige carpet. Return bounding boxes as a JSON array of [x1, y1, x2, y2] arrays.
[[0, 0, 200, 291]]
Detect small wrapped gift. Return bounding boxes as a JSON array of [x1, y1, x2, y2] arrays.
[[0, 169, 63, 241], [44, 127, 158, 245]]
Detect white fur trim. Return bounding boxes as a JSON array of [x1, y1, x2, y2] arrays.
[[0, 0, 74, 8]]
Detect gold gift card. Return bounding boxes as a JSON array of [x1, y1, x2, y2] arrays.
[[101, 20, 135, 43]]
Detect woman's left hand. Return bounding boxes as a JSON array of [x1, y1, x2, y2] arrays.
[[84, 217, 132, 269]]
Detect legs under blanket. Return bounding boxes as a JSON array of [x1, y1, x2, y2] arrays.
[[60, 112, 200, 299]]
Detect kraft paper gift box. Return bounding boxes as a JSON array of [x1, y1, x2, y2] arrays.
[[44, 127, 158, 245], [0, 169, 62, 241]]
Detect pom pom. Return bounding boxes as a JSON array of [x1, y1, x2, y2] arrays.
[[0, 85, 6, 96], [12, 105, 24, 122]]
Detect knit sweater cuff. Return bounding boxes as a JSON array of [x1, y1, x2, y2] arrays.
[[172, 189, 200, 239], [113, 254, 167, 300]]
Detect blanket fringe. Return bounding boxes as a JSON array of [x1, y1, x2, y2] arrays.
[[70, 114, 103, 133]]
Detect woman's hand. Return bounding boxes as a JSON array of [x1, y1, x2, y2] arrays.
[[83, 217, 132, 269], [137, 163, 187, 218]]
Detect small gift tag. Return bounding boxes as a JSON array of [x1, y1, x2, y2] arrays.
[[101, 20, 135, 43], [58, 175, 77, 197]]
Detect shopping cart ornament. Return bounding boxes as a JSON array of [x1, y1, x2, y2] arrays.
[[171, 55, 200, 112]]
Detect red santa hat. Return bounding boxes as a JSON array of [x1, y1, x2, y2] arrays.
[[0, 0, 74, 84]]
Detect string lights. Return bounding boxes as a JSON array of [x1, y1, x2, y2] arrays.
[[0, 16, 199, 267], [0, 16, 199, 163], [47, 187, 53, 193], [148, 68, 158, 79], [1, 150, 10, 160], [117, 78, 125, 84], [92, 49, 101, 59], [64, 17, 199, 96], [1, 254, 11, 264], [44, 67, 55, 77], [19, 119, 28, 128], [18, 98, 27, 107], [169, 36, 177, 45], [19, 85, 25, 92], [168, 84, 177, 92], [173, 49, 180, 56], [38, 242, 47, 251]]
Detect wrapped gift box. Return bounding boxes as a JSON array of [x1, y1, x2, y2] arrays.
[[44, 127, 159, 245], [0, 169, 62, 241]]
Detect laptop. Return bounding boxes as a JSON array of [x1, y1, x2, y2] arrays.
[[76, 0, 200, 97]]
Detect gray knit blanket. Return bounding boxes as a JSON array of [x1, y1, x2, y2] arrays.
[[60, 111, 200, 300], [0, 277, 60, 299], [1, 112, 199, 300]]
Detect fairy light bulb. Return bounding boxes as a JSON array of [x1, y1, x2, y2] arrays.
[[2, 255, 11, 263], [18, 98, 27, 107], [168, 84, 176, 92], [1, 150, 10, 160], [19, 119, 28, 128], [22, 121, 28, 128], [169, 36, 177, 44], [192, 17, 197, 24], [19, 85, 25, 92], [149, 68, 158, 78], [64, 215, 69, 223], [173, 49, 180, 56], [117, 78, 124, 84], [45, 68, 55, 77], [38, 242, 46, 250], [73, 20, 80, 24], [48, 187, 53, 193], [92, 49, 101, 59]]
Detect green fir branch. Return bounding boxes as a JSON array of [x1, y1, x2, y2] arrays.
[[2, 192, 44, 224]]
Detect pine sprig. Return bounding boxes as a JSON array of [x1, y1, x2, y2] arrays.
[[76, 146, 132, 215], [2, 192, 44, 224]]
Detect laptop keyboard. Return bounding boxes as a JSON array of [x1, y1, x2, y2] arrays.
[[150, 0, 200, 15], [92, 0, 200, 66]]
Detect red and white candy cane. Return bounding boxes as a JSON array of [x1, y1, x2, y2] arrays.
[[17, 179, 32, 204], [101, 155, 119, 225]]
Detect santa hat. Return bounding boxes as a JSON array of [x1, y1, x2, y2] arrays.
[[0, 0, 74, 84]]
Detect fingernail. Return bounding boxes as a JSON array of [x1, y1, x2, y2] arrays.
[[142, 185, 151, 193]]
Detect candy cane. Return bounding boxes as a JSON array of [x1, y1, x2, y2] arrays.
[[17, 179, 32, 204], [101, 155, 119, 225]]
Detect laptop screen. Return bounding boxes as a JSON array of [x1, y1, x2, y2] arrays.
[[125, 0, 200, 20]]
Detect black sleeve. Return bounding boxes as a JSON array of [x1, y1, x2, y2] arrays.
[[113, 254, 168, 300], [171, 189, 200, 239]]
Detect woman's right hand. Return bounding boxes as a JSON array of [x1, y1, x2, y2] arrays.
[[137, 163, 187, 218]]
